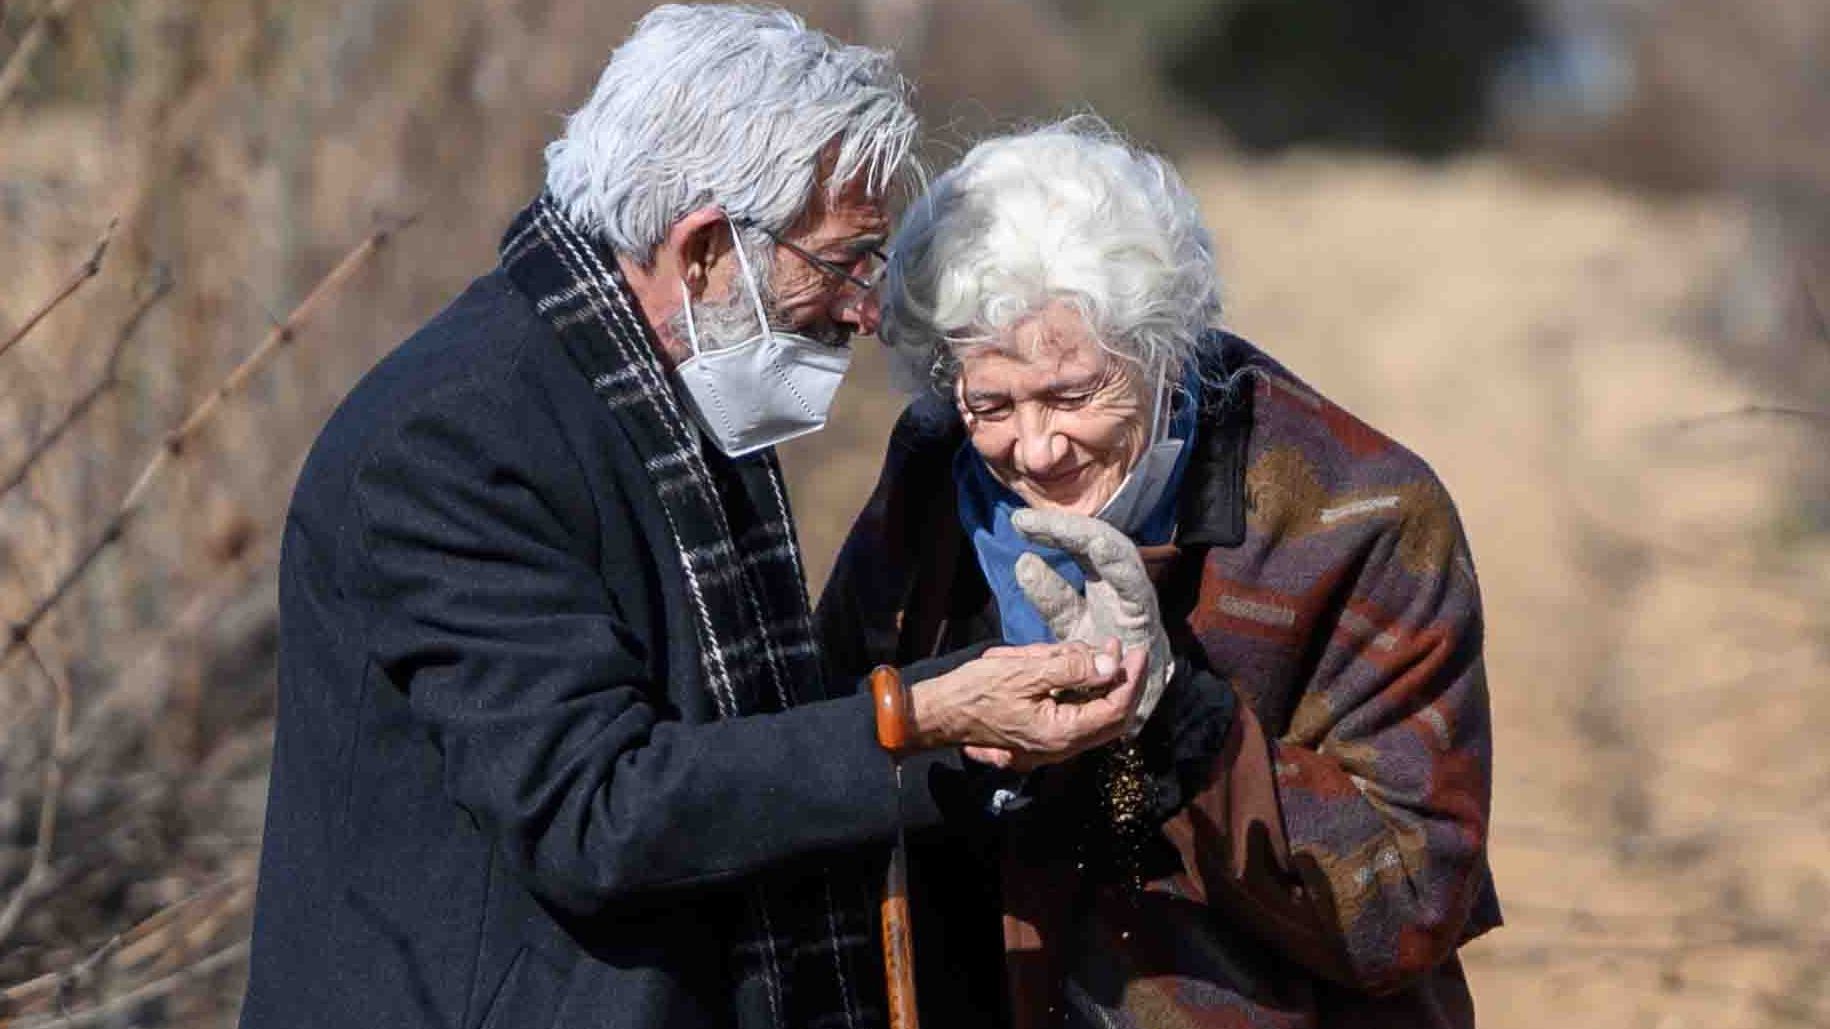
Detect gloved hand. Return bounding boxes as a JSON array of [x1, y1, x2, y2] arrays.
[[1009, 508, 1172, 737]]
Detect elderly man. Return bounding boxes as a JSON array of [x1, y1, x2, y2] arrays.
[[819, 120, 1500, 1027], [239, 12, 1141, 1029]]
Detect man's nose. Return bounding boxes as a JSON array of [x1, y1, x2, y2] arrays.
[[834, 287, 881, 337]]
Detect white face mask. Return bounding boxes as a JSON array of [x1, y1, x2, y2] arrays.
[[1094, 366, 1185, 535], [671, 220, 853, 458]]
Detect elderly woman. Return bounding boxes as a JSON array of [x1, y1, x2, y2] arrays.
[[817, 121, 1500, 1028]]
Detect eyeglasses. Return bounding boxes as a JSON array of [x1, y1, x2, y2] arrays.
[[738, 220, 888, 292]]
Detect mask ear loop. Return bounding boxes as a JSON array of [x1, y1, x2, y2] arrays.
[[678, 280, 703, 358], [724, 215, 775, 340], [1151, 363, 1172, 442]]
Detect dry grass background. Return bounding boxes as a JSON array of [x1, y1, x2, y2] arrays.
[[3, 1, 1827, 1026]]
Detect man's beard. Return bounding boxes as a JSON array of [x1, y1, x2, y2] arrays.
[[669, 291, 776, 353], [667, 269, 853, 352]]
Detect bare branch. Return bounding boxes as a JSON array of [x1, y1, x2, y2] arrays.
[[0, 643, 75, 947], [0, 0, 87, 113], [1500, 898, 1830, 949], [0, 219, 116, 362], [1668, 404, 1830, 433], [70, 536, 274, 763], [114, 878, 252, 973], [1499, 811, 1829, 850], [0, 275, 172, 502], [2, 216, 415, 668], [150, 214, 417, 476], [0, 934, 123, 1020], [5, 940, 248, 1029], [0, 875, 249, 1010]]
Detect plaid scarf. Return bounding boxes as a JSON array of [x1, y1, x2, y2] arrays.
[[500, 194, 883, 1029]]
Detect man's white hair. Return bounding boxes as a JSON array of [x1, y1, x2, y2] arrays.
[[880, 117, 1222, 389], [545, 4, 920, 263]]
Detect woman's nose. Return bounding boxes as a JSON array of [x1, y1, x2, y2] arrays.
[[1013, 408, 1069, 477]]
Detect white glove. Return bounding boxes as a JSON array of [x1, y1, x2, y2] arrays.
[[1010, 508, 1172, 737]]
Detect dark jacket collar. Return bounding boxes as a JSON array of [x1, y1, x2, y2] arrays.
[[1174, 331, 1255, 548]]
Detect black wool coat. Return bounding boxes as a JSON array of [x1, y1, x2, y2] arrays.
[[239, 271, 972, 1029]]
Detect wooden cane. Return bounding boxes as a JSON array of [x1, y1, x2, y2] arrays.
[[870, 666, 921, 1029], [881, 811, 919, 1029]]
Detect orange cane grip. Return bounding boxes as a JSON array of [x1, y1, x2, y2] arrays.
[[869, 664, 915, 755]]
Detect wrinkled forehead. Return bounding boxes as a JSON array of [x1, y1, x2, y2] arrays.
[[955, 301, 1140, 396], [787, 170, 892, 244]]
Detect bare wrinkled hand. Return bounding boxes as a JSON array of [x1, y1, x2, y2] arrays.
[[917, 639, 1144, 770], [1009, 508, 1172, 738]]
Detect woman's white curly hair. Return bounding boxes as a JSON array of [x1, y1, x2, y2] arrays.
[[879, 116, 1223, 390], [545, 5, 921, 265]]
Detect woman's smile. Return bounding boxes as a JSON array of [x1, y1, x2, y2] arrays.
[[957, 301, 1151, 516]]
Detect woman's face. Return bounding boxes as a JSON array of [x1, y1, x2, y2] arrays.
[[955, 300, 1152, 516]]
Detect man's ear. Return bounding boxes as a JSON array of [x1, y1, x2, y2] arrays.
[[659, 206, 729, 299]]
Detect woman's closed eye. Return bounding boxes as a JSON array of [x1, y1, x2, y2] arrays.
[[964, 399, 1013, 421], [1042, 389, 1097, 410]]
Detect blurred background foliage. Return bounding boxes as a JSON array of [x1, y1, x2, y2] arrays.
[[1, 1, 1826, 1026]]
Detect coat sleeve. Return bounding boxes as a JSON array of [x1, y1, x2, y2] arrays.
[[816, 396, 964, 682], [1162, 478, 1494, 994], [349, 377, 945, 917]]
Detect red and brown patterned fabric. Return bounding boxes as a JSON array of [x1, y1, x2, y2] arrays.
[[817, 331, 1500, 1028]]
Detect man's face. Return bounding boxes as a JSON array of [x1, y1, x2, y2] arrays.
[[692, 175, 888, 350], [764, 175, 888, 344]]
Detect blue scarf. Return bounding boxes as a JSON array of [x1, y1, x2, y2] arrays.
[[954, 369, 1199, 645]]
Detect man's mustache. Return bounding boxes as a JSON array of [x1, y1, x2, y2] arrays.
[[793, 321, 854, 348]]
